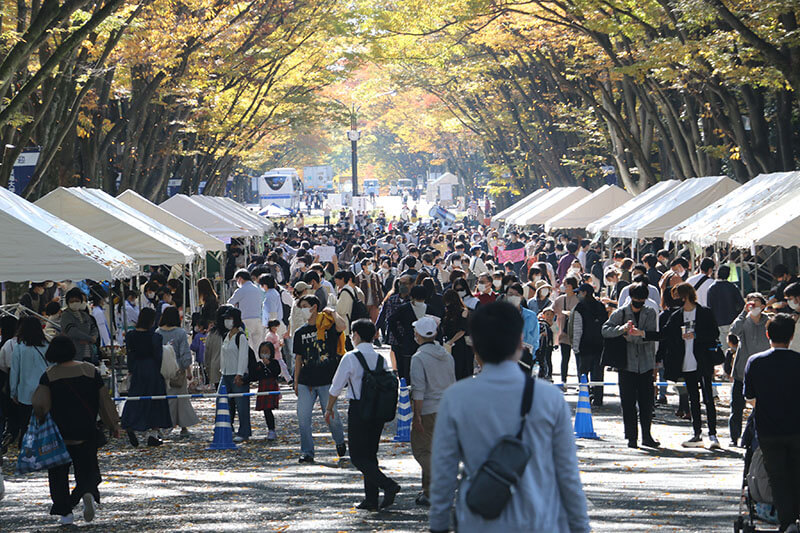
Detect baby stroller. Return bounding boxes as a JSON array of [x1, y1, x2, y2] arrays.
[[734, 416, 780, 533]]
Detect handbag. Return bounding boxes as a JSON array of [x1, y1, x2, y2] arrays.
[[601, 334, 628, 371], [16, 413, 72, 474], [465, 376, 535, 520]]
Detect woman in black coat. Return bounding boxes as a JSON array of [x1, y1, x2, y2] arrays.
[[661, 282, 720, 449], [121, 308, 172, 447]]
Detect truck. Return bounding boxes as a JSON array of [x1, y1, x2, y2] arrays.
[[253, 168, 302, 210], [302, 165, 334, 192], [363, 178, 380, 197]]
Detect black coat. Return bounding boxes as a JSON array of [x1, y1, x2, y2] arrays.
[[388, 302, 429, 357], [121, 330, 172, 431], [660, 304, 720, 381]]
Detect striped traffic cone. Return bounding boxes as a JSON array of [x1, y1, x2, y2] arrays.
[[207, 383, 237, 450], [393, 378, 411, 442], [574, 374, 600, 439]]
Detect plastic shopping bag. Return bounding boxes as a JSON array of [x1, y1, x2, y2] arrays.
[[16, 414, 72, 474]]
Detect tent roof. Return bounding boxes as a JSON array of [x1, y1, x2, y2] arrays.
[[160, 195, 251, 242], [504, 189, 566, 225], [586, 180, 680, 234], [608, 176, 739, 239], [544, 185, 633, 232], [666, 171, 800, 246], [216, 197, 274, 233], [727, 207, 800, 249], [189, 196, 262, 236], [36, 188, 195, 265], [0, 186, 138, 282], [509, 187, 591, 226], [117, 190, 226, 253], [430, 172, 458, 186], [493, 189, 549, 221]]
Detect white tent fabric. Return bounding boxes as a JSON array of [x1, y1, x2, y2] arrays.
[[217, 197, 274, 233], [493, 189, 549, 221], [190, 196, 262, 236], [504, 189, 567, 225], [666, 171, 800, 246], [0, 186, 138, 282], [586, 180, 680, 234], [510, 187, 591, 226], [161, 195, 251, 243], [608, 176, 739, 239], [117, 190, 226, 253], [36, 187, 193, 266], [81, 188, 205, 257], [426, 172, 459, 202], [259, 203, 291, 217], [728, 207, 800, 249], [544, 185, 632, 232]]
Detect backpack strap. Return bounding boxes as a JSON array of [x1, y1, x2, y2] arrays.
[[515, 376, 535, 439], [693, 275, 709, 291]]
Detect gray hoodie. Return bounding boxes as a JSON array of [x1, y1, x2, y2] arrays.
[[729, 309, 770, 381], [410, 341, 456, 415]]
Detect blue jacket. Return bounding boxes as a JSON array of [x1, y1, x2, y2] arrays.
[[522, 305, 540, 354], [11, 342, 49, 405]]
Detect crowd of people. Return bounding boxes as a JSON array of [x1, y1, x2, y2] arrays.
[[1, 203, 800, 532]]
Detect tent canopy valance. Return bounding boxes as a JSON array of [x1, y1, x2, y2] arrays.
[[509, 187, 591, 226], [544, 185, 632, 232], [493, 189, 549, 222], [189, 195, 262, 237], [161, 194, 252, 243], [586, 180, 680, 235]]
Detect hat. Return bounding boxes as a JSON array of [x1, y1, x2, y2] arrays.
[[577, 283, 595, 294], [293, 281, 311, 293], [412, 316, 439, 338], [534, 279, 552, 291]]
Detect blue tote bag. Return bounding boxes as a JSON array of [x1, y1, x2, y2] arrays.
[[16, 413, 72, 474]]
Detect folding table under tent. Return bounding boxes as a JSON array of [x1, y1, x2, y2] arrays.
[[544, 185, 632, 233], [218, 197, 275, 233], [189, 195, 262, 237], [493, 189, 550, 222], [36, 187, 195, 266], [0, 185, 138, 282], [117, 190, 226, 253], [586, 179, 680, 235], [508, 187, 591, 227], [160, 194, 253, 243], [665, 171, 800, 246], [608, 176, 739, 240]]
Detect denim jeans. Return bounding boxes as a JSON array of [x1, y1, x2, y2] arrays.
[[221, 375, 251, 439], [296, 384, 344, 457]]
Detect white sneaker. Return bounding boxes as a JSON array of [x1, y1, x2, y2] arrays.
[[59, 513, 74, 525], [708, 435, 721, 450], [267, 430, 276, 441], [682, 436, 704, 448], [233, 436, 247, 443], [83, 493, 96, 522]]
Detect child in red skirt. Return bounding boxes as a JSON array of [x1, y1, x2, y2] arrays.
[[256, 341, 282, 440]]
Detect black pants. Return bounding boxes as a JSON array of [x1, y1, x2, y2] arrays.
[[263, 409, 275, 431], [16, 403, 33, 447], [618, 370, 654, 442], [759, 435, 800, 530], [396, 355, 412, 383], [559, 343, 572, 383], [577, 352, 604, 404], [728, 379, 745, 443], [348, 402, 396, 503], [48, 440, 101, 517], [683, 370, 716, 437]]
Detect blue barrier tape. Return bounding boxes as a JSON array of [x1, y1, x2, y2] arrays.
[[113, 391, 282, 402]]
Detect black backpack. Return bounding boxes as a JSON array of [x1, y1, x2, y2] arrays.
[[236, 332, 262, 382], [353, 351, 398, 423], [342, 287, 370, 324]]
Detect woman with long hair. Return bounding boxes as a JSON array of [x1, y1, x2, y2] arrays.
[[9, 316, 49, 445], [197, 278, 219, 324], [440, 289, 473, 380]]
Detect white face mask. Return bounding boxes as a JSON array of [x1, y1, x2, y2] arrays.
[[507, 295, 522, 307], [531, 275, 541, 283], [297, 308, 312, 322], [380, 267, 389, 274], [68, 302, 82, 312], [493, 280, 502, 289], [363, 265, 371, 273], [457, 290, 467, 298], [675, 268, 685, 277], [540, 289, 550, 298], [789, 300, 800, 311], [749, 307, 762, 318], [146, 291, 155, 299], [224, 319, 234, 330], [477, 283, 487, 293]]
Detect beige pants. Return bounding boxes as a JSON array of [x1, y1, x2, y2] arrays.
[[243, 318, 264, 354], [410, 413, 437, 496]]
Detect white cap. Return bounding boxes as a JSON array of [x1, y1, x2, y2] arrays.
[[413, 316, 439, 338]]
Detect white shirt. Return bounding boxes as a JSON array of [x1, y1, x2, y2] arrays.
[[329, 343, 393, 400], [682, 307, 698, 372], [618, 284, 661, 308], [227, 281, 265, 320], [220, 330, 249, 376], [92, 306, 111, 347], [686, 273, 714, 307], [0, 338, 18, 372]]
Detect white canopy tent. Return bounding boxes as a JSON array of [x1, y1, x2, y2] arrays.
[[118, 190, 226, 253], [215, 196, 274, 233], [544, 185, 632, 232], [493, 189, 549, 222], [727, 207, 800, 250], [0, 186, 138, 282], [259, 203, 292, 217], [509, 187, 591, 226], [504, 188, 568, 225], [36, 187, 195, 266], [190, 195, 262, 237], [161, 195, 252, 243], [586, 180, 680, 235], [426, 172, 459, 203], [666, 171, 800, 246], [608, 176, 739, 239]]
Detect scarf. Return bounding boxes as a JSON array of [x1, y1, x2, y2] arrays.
[[316, 311, 346, 356]]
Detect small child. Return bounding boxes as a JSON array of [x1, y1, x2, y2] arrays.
[[537, 308, 555, 380], [256, 341, 282, 440], [191, 319, 209, 384], [723, 333, 739, 378], [265, 319, 292, 383]]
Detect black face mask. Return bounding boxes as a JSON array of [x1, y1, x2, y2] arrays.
[[630, 300, 645, 310]]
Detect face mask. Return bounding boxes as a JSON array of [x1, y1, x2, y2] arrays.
[[68, 302, 82, 312], [380, 267, 389, 274], [507, 295, 522, 307], [560, 285, 566, 292], [540, 289, 550, 298], [146, 291, 155, 299], [675, 268, 685, 277], [477, 283, 487, 293], [297, 308, 312, 321], [493, 280, 502, 289], [531, 275, 541, 283], [224, 319, 234, 329], [457, 290, 467, 298], [630, 300, 644, 310], [363, 265, 371, 273], [749, 307, 762, 318], [789, 300, 800, 311]]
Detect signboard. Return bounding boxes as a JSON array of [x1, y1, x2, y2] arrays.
[[8, 148, 40, 195], [352, 196, 369, 212], [314, 245, 336, 263]]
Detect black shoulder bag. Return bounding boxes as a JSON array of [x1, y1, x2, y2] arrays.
[[465, 375, 535, 520]]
